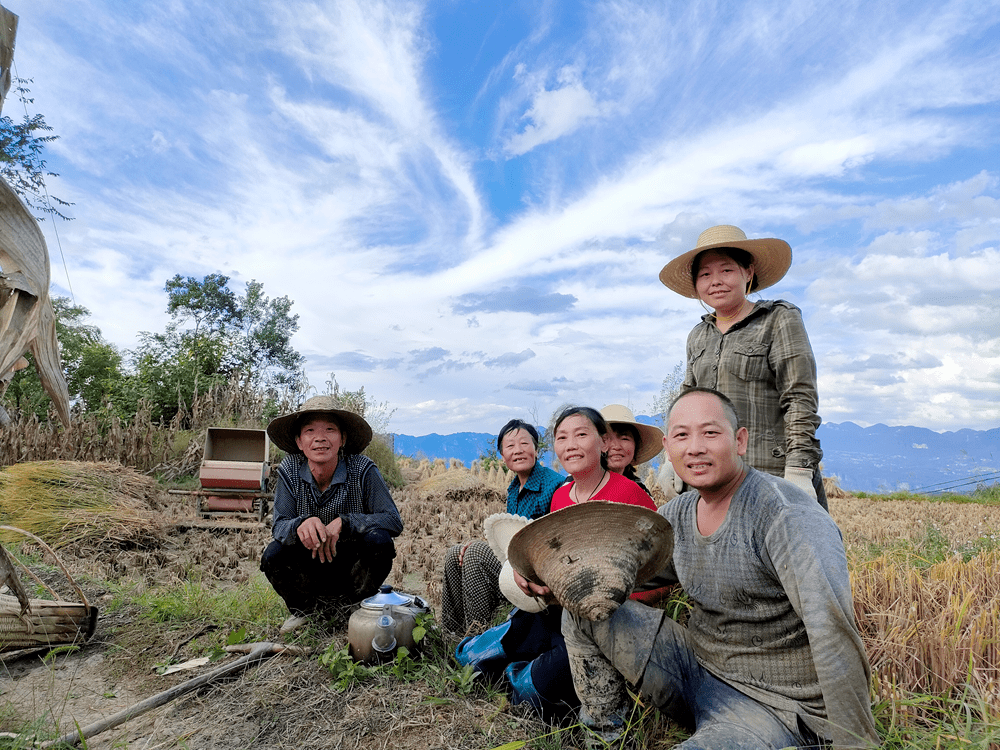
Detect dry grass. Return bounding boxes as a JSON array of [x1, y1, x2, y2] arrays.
[[0, 380, 297, 476], [0, 461, 166, 552], [853, 550, 1000, 720], [167, 650, 548, 750], [830, 495, 1000, 551], [389, 464, 507, 610]]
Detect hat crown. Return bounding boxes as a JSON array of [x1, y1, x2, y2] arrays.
[[599, 404, 637, 423], [300, 395, 339, 412], [696, 224, 748, 249]]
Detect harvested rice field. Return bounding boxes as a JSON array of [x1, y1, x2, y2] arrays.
[[0, 459, 998, 749]]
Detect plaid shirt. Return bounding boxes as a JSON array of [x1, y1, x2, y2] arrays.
[[683, 300, 822, 475], [271, 453, 403, 546], [507, 462, 565, 519]]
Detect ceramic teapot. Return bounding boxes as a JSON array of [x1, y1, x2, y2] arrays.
[[347, 584, 430, 664]]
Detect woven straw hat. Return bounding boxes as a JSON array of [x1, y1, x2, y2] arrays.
[[659, 224, 792, 299], [266, 395, 373, 455], [507, 501, 673, 621], [485, 513, 547, 613], [600, 404, 664, 465]]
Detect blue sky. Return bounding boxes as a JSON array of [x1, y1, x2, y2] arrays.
[[6, 0, 1000, 435]]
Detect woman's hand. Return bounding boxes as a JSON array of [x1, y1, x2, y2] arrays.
[[297, 516, 343, 562], [457, 541, 474, 566], [513, 567, 550, 598]]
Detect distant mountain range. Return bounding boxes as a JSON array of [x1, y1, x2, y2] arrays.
[[393, 420, 999, 494]]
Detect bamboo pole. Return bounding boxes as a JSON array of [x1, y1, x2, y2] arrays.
[[42, 642, 285, 748]]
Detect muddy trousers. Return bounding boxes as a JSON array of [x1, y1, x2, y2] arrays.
[[562, 601, 826, 749], [260, 529, 395, 616]]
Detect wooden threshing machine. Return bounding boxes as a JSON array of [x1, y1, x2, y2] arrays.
[[192, 428, 272, 521]]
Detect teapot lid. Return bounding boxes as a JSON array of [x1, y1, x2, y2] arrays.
[[361, 584, 412, 609]]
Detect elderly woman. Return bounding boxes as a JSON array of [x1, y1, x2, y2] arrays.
[[440, 419, 564, 635], [599, 404, 664, 496], [261, 396, 403, 634], [457, 406, 655, 722], [659, 224, 827, 509]]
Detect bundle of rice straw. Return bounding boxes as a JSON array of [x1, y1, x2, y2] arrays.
[[0, 461, 165, 550]]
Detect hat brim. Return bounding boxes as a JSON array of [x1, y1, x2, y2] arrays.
[[607, 420, 664, 465], [266, 407, 373, 455], [498, 560, 548, 613], [484, 513, 531, 563], [508, 501, 674, 621], [659, 237, 791, 299]]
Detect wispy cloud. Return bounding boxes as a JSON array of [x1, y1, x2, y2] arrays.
[[9, 0, 1000, 436], [503, 66, 603, 155]]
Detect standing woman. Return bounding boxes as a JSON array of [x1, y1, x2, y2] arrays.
[[440, 419, 564, 634], [659, 224, 827, 509], [599, 404, 664, 497]]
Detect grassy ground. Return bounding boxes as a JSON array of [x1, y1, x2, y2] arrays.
[[1, 472, 998, 748]]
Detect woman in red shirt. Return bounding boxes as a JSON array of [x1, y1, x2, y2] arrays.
[[456, 405, 655, 722], [548, 406, 656, 513]]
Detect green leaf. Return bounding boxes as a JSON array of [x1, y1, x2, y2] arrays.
[[226, 626, 247, 646], [421, 696, 453, 706]]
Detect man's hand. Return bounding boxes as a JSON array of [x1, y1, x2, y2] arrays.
[[513, 567, 550, 598], [297, 516, 343, 563]]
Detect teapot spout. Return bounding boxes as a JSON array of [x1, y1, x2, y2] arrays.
[[371, 604, 397, 660]]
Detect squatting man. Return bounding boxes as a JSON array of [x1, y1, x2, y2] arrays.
[[518, 387, 878, 749]]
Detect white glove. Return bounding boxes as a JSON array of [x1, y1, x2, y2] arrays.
[[784, 466, 817, 500], [672, 467, 685, 494]]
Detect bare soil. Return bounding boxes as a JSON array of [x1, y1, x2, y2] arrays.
[[2, 481, 999, 749]]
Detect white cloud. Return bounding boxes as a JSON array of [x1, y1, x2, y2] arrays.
[[504, 67, 602, 156], [8, 0, 1000, 438]]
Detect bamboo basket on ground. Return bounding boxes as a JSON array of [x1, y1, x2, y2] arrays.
[[0, 525, 97, 652]]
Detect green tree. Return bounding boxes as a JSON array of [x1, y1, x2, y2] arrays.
[[130, 323, 229, 423], [153, 274, 304, 419], [228, 280, 304, 390], [164, 273, 237, 335], [0, 78, 71, 220]]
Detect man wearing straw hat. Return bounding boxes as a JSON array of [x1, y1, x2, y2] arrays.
[[554, 388, 877, 749], [262, 396, 403, 634]]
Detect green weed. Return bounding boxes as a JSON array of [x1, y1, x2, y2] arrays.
[[123, 572, 284, 628]]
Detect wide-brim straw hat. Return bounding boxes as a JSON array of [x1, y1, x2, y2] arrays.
[[485, 513, 547, 613], [507, 501, 673, 621], [600, 404, 664, 465], [659, 224, 792, 299], [266, 395, 374, 455]]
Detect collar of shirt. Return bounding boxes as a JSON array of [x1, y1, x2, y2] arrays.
[[300, 455, 348, 493], [700, 298, 775, 328], [508, 461, 544, 495]]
